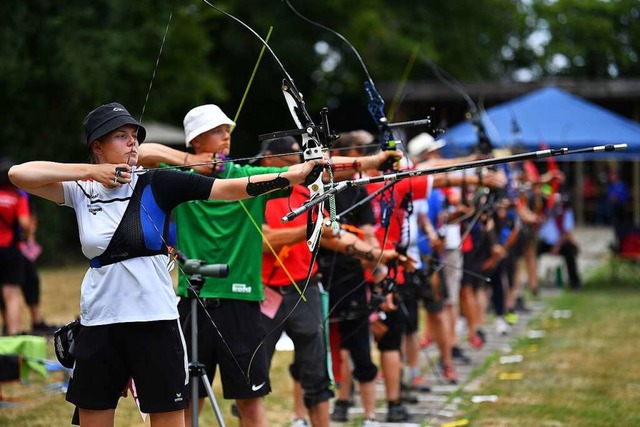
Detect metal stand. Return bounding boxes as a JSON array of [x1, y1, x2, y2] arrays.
[[186, 274, 226, 427]]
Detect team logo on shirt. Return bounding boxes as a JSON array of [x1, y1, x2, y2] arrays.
[[232, 284, 252, 293], [88, 206, 102, 215]]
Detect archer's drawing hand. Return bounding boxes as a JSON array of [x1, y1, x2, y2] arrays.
[[186, 152, 214, 176], [94, 164, 131, 188]]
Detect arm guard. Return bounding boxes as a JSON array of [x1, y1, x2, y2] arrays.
[[246, 175, 291, 196]]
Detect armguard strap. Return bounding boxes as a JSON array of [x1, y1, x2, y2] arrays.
[[246, 175, 291, 196]]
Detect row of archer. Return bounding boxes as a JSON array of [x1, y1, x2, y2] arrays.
[[3, 97, 588, 427], [145, 110, 573, 426], [141, 111, 583, 426], [124, 100, 511, 427]]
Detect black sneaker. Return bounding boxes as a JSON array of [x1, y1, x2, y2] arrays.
[[331, 399, 350, 422], [399, 388, 418, 404], [452, 346, 472, 364], [32, 321, 60, 336], [476, 328, 487, 344], [515, 297, 531, 313], [386, 402, 410, 422]]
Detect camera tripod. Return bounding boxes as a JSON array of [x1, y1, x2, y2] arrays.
[[185, 269, 227, 427]]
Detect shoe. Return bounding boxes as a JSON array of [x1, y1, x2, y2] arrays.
[[331, 399, 350, 422], [495, 317, 511, 336], [290, 418, 309, 427], [515, 296, 531, 313], [400, 388, 418, 404], [452, 346, 472, 364], [386, 402, 410, 422], [441, 363, 458, 384], [362, 418, 380, 427], [456, 317, 468, 335], [399, 382, 418, 403], [32, 321, 60, 336], [409, 373, 431, 392], [420, 336, 433, 348], [469, 332, 484, 349], [505, 311, 519, 325]]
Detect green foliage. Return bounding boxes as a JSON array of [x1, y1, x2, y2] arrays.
[[518, 0, 640, 78]]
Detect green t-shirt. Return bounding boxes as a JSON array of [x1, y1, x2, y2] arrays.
[[174, 162, 289, 300]]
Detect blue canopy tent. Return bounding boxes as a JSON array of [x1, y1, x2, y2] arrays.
[[436, 86, 640, 223], [437, 86, 640, 160]]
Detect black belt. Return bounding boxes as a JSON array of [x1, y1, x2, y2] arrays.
[[266, 275, 319, 295], [200, 298, 221, 308]]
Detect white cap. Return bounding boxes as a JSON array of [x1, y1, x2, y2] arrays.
[[407, 132, 445, 158], [183, 104, 236, 147]]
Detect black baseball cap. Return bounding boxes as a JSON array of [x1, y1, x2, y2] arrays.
[[82, 102, 147, 147], [250, 136, 300, 164]]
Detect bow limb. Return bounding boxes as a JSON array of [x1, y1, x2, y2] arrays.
[[280, 78, 338, 250], [387, 44, 420, 122], [126, 0, 178, 167], [200, 0, 339, 385], [202, 0, 338, 252]]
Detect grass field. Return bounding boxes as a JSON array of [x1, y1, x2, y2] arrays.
[[1, 260, 640, 426], [459, 264, 640, 427]]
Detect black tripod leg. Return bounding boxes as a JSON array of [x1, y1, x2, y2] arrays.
[[187, 285, 226, 427], [201, 372, 226, 427], [188, 363, 226, 427]]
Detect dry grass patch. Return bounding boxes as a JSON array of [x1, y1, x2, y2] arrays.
[[0, 265, 296, 426]]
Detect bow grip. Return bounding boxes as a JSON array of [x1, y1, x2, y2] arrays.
[[378, 140, 400, 172]]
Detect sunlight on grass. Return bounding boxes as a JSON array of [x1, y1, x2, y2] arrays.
[[460, 286, 640, 427]]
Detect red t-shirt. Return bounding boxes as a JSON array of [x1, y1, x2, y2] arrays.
[[366, 175, 431, 284], [262, 185, 319, 286], [0, 186, 30, 247]]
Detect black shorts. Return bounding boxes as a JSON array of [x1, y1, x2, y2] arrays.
[[462, 252, 490, 290], [178, 298, 270, 400], [336, 316, 378, 382], [403, 266, 446, 318], [377, 307, 405, 351], [0, 246, 25, 286], [66, 320, 188, 414], [22, 256, 40, 305]]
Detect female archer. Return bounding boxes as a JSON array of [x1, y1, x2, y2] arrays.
[[8, 102, 320, 427]]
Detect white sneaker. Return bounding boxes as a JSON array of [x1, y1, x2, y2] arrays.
[[290, 418, 309, 427], [495, 317, 511, 336], [362, 418, 380, 427], [456, 317, 468, 336]]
